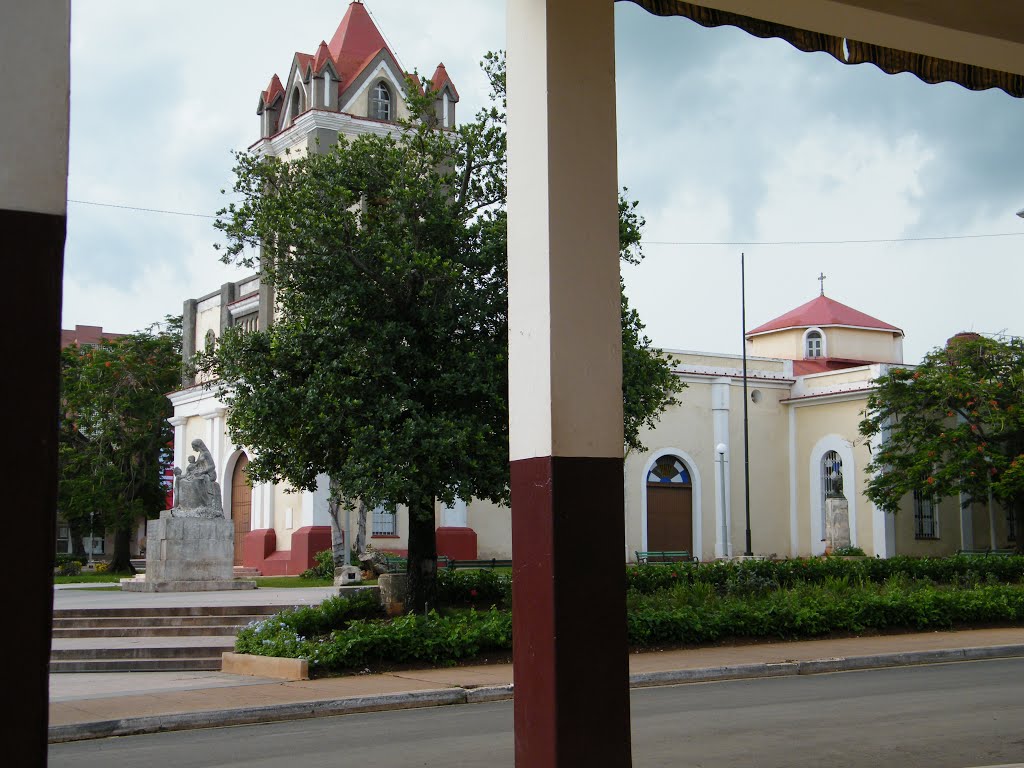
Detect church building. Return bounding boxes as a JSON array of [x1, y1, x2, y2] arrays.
[[168, 2, 1015, 574]]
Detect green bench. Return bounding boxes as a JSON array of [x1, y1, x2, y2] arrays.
[[635, 550, 699, 565], [446, 558, 513, 570], [381, 555, 452, 573], [957, 548, 1017, 557]]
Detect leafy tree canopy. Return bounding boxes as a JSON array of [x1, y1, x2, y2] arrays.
[[860, 333, 1024, 545], [203, 53, 682, 609], [59, 317, 182, 570]]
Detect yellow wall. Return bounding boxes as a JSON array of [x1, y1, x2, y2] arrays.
[[748, 329, 804, 360], [793, 397, 875, 555], [728, 383, 791, 559], [826, 327, 901, 363]]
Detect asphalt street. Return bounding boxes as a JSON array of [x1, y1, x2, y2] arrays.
[[49, 656, 1024, 768]]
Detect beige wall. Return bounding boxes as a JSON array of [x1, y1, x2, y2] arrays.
[[728, 383, 791, 559], [793, 397, 875, 556], [466, 499, 512, 560], [890, 492, 960, 557], [749, 326, 900, 363], [826, 327, 902, 363]]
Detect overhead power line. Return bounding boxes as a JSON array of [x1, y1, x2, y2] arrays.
[[645, 232, 1024, 246], [68, 199, 217, 219], [67, 198, 1024, 246]]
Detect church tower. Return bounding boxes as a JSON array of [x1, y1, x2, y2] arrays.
[[252, 1, 458, 157]]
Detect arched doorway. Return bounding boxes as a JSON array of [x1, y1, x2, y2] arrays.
[[230, 454, 252, 565], [646, 455, 693, 552]]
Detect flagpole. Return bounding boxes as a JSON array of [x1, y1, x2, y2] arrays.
[[742, 252, 753, 557]]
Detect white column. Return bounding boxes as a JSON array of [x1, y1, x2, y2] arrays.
[[507, 0, 623, 463], [168, 417, 186, 472], [960, 492, 974, 550], [712, 378, 732, 558], [787, 406, 799, 557]]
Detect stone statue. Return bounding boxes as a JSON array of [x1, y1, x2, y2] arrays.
[[171, 439, 223, 518]]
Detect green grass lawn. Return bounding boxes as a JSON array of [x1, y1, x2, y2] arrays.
[[255, 575, 334, 588], [54, 572, 130, 585]]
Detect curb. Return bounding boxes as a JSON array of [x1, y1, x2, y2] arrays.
[[48, 644, 1024, 743]]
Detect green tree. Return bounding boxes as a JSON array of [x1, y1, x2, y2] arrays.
[[205, 54, 681, 612], [59, 318, 182, 571], [860, 333, 1024, 549]]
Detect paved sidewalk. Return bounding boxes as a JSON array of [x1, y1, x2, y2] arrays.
[[49, 585, 1024, 743], [49, 620, 1024, 744]]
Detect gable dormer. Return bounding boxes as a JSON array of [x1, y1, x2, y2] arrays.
[[256, 74, 285, 138], [428, 63, 459, 128]]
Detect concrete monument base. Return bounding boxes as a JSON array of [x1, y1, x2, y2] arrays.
[[120, 511, 256, 592]]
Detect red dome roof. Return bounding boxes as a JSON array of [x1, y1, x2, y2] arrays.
[[746, 294, 903, 337]]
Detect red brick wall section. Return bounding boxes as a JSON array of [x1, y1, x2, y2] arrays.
[[244, 526, 333, 576], [244, 528, 276, 571], [290, 526, 333, 573], [436, 527, 478, 560]]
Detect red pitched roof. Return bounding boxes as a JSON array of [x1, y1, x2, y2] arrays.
[[429, 62, 459, 100], [261, 74, 284, 108], [313, 40, 333, 73], [747, 294, 903, 337], [328, 1, 395, 85]]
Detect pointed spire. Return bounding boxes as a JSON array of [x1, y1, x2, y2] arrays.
[[430, 62, 459, 100], [328, 0, 394, 84], [313, 40, 333, 73]]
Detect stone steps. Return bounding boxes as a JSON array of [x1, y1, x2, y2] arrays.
[[49, 605, 282, 673]]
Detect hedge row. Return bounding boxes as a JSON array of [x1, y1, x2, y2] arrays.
[[625, 554, 1024, 594], [238, 580, 1024, 674]]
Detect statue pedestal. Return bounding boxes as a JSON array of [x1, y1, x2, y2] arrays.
[[121, 511, 256, 592], [824, 496, 851, 553]]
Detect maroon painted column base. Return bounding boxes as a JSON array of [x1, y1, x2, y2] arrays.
[[511, 456, 632, 767], [9, 207, 65, 762]]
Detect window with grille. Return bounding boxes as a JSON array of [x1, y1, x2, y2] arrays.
[[370, 82, 391, 121], [820, 451, 843, 534], [372, 502, 397, 536], [913, 490, 938, 539], [56, 525, 70, 554]]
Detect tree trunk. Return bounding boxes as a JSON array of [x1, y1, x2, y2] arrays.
[[327, 477, 346, 569], [356, 500, 368, 555], [405, 494, 438, 614], [109, 525, 134, 573]]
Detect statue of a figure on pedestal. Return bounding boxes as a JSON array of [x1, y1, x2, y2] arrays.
[[171, 439, 223, 518]]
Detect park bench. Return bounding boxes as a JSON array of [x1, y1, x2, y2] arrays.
[[956, 548, 1017, 557], [381, 555, 452, 572], [635, 550, 699, 565], [446, 558, 513, 570]]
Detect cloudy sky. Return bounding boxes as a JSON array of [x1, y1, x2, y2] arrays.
[[66, 0, 1024, 364]]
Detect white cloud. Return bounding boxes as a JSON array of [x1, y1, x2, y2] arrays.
[[65, 0, 1024, 367]]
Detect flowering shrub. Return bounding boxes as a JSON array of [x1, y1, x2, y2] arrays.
[[437, 569, 511, 608]]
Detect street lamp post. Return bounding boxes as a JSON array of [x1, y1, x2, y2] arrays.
[[87, 509, 95, 567]]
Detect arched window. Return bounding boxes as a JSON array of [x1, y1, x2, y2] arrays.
[[806, 330, 823, 358], [820, 449, 844, 539], [821, 450, 843, 498], [647, 455, 691, 484], [289, 86, 303, 124], [370, 82, 391, 121]]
